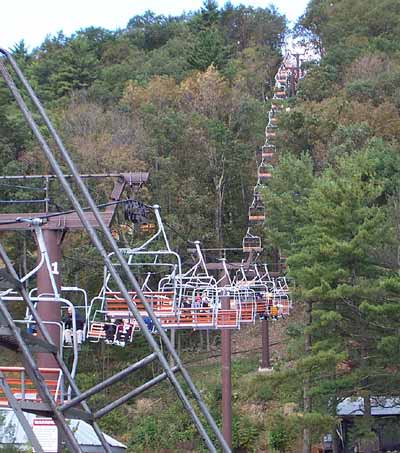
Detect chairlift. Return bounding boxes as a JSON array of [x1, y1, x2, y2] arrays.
[[265, 126, 277, 144], [261, 145, 277, 165], [258, 162, 273, 182], [87, 206, 182, 341], [248, 199, 265, 223], [273, 84, 286, 98], [0, 221, 88, 379], [242, 232, 262, 253], [269, 114, 279, 127], [275, 72, 289, 84], [0, 367, 63, 406]]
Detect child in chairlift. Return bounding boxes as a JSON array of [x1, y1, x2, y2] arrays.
[[271, 305, 279, 320], [115, 319, 132, 347], [182, 297, 191, 308], [193, 295, 202, 309], [201, 295, 210, 308], [63, 307, 84, 346], [104, 319, 117, 344]]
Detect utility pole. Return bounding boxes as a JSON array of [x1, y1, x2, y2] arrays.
[[36, 229, 62, 369], [220, 269, 232, 448], [260, 318, 271, 369], [203, 258, 281, 445]]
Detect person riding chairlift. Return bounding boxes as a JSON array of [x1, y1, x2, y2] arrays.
[[63, 307, 84, 347], [201, 295, 210, 308], [115, 319, 133, 347], [193, 295, 202, 309], [260, 305, 279, 321], [104, 319, 117, 344]]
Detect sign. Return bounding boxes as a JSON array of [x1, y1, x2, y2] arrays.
[[32, 417, 58, 453]]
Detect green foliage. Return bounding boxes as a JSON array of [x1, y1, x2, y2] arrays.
[[267, 413, 300, 452], [3, 0, 400, 450], [272, 6, 400, 428], [232, 414, 260, 450], [188, 27, 232, 70], [127, 11, 186, 51], [269, 429, 290, 452], [297, 0, 400, 56], [126, 400, 200, 452], [297, 64, 338, 101], [262, 152, 314, 252]]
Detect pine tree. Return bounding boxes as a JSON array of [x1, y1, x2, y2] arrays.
[[288, 145, 400, 450]]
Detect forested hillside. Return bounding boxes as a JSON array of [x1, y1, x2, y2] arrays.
[[1, 0, 400, 451], [1, 1, 285, 253]]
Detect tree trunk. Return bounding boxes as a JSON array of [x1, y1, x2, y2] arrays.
[[303, 300, 312, 453], [215, 185, 224, 247], [363, 395, 374, 453], [213, 158, 225, 248]]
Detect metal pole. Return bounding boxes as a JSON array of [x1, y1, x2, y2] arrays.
[[94, 367, 179, 419], [260, 319, 271, 369], [36, 230, 61, 369], [60, 353, 157, 411], [45, 176, 49, 213], [0, 173, 126, 180], [220, 272, 232, 448]]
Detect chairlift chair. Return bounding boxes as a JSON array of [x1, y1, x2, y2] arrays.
[[258, 162, 273, 182], [276, 73, 289, 84], [248, 201, 265, 224], [272, 293, 290, 317], [261, 145, 277, 165], [253, 185, 263, 200], [265, 126, 277, 144], [236, 287, 256, 323], [242, 232, 263, 253], [273, 84, 287, 98], [269, 115, 279, 126]]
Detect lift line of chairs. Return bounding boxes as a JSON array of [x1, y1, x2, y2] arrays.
[[243, 53, 298, 254]]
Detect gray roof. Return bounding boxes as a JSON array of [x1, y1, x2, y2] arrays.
[[0, 408, 126, 452], [337, 397, 400, 417]]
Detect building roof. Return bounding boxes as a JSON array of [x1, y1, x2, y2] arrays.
[[0, 408, 126, 452], [337, 397, 400, 417]]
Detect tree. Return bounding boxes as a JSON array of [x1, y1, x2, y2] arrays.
[[200, 0, 220, 27], [188, 26, 231, 71], [262, 152, 314, 253], [287, 146, 400, 451]]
